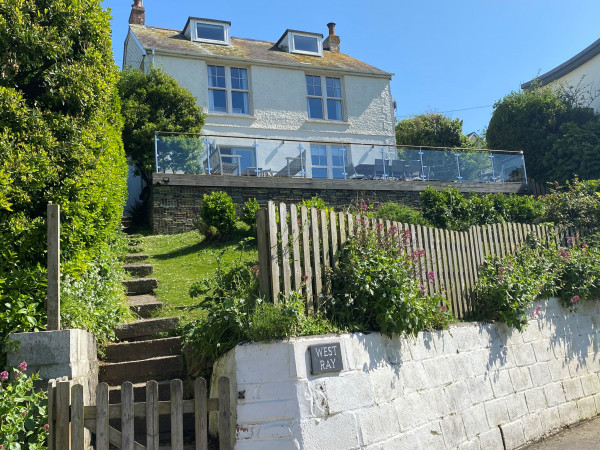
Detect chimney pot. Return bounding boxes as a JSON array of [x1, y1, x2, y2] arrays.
[[327, 22, 336, 36], [133, 0, 142, 6]]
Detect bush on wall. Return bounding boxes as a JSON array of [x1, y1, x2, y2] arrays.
[[0, 0, 128, 361]]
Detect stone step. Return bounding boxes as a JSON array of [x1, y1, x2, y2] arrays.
[[122, 277, 158, 295], [104, 337, 181, 363], [128, 295, 162, 318], [123, 263, 154, 278], [99, 355, 184, 385], [128, 245, 144, 253], [123, 253, 149, 262], [115, 317, 179, 341]]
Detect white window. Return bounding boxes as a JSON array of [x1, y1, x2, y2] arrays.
[[276, 30, 323, 56], [208, 65, 249, 115], [310, 144, 348, 179], [189, 19, 230, 45], [306, 75, 343, 121]]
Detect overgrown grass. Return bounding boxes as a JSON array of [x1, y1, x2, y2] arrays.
[[140, 230, 257, 324]]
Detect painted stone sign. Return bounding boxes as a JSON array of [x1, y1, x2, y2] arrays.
[[309, 342, 343, 375]]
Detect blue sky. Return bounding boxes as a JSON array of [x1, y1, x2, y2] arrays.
[[103, 0, 600, 135]]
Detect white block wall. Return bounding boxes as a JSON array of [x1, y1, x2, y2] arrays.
[[210, 298, 600, 449]]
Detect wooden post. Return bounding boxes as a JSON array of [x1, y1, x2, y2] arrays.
[[47, 379, 57, 450], [194, 378, 208, 450], [147, 380, 160, 450], [56, 380, 71, 449], [47, 202, 60, 330], [218, 377, 232, 450], [71, 384, 85, 450], [256, 208, 271, 300], [171, 379, 184, 450], [121, 382, 135, 450], [96, 383, 110, 450]]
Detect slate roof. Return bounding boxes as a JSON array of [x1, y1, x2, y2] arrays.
[[522, 37, 600, 90], [129, 24, 392, 77]]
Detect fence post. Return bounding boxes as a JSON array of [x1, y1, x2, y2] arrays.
[[56, 380, 71, 449], [218, 377, 232, 450], [47, 202, 60, 330]]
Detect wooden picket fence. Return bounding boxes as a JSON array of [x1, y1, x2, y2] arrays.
[[257, 201, 580, 318], [47, 377, 231, 450]]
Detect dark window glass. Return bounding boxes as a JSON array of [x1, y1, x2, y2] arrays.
[[209, 90, 227, 112], [307, 98, 323, 119], [294, 35, 319, 53], [197, 23, 225, 41]]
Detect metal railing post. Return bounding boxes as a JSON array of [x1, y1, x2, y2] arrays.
[[154, 134, 159, 173]]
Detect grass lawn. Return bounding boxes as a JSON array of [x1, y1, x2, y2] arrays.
[[141, 230, 258, 323]]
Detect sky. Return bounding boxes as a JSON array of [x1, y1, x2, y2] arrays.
[[102, 0, 600, 135]]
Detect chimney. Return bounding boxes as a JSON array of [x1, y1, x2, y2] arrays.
[[129, 0, 145, 25], [323, 22, 340, 53]]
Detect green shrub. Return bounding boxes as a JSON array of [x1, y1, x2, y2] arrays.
[[557, 239, 600, 308], [541, 178, 600, 230], [421, 186, 470, 230], [0, 0, 128, 360], [491, 193, 546, 224], [373, 201, 426, 225], [300, 196, 334, 212], [197, 192, 237, 236], [326, 223, 452, 337], [240, 198, 260, 234], [0, 362, 48, 449], [473, 236, 560, 330], [61, 250, 132, 350]]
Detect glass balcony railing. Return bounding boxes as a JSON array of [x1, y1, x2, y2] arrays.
[[153, 133, 527, 184]]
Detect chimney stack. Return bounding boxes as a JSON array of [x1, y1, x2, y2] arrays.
[[323, 22, 340, 53], [129, 0, 145, 25]]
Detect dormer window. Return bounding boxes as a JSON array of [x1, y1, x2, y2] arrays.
[[276, 30, 323, 57], [183, 18, 230, 45]]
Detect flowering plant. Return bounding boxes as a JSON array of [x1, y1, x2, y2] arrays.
[[0, 362, 48, 449]]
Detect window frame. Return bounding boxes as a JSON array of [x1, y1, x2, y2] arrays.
[[291, 32, 322, 56], [207, 65, 251, 115], [305, 75, 345, 122], [310, 143, 349, 179], [192, 19, 230, 45]]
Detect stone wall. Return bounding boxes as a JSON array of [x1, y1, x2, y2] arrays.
[[151, 174, 525, 235], [210, 298, 600, 449]]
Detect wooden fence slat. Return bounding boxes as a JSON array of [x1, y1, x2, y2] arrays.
[[455, 231, 467, 315], [290, 204, 302, 291], [320, 209, 330, 300], [56, 380, 71, 450], [194, 378, 208, 450], [147, 380, 160, 450], [122, 381, 135, 450], [47, 202, 60, 330], [96, 383, 110, 450], [84, 420, 145, 450], [71, 383, 84, 450], [300, 206, 313, 310], [267, 202, 280, 302], [437, 228, 448, 297], [310, 208, 322, 303], [171, 379, 184, 450], [279, 203, 292, 297], [47, 379, 56, 450], [330, 210, 338, 267], [426, 226, 438, 296], [452, 231, 465, 317], [347, 213, 354, 237], [339, 212, 347, 246], [218, 377, 232, 450], [256, 208, 271, 299], [444, 229, 457, 314]]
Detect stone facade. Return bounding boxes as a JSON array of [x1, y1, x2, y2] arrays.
[[211, 298, 600, 449]]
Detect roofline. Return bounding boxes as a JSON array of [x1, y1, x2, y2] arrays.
[[147, 46, 394, 79], [522, 36, 600, 90], [275, 29, 324, 47]]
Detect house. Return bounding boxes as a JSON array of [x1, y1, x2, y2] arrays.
[[521, 36, 600, 111], [123, 2, 396, 182]]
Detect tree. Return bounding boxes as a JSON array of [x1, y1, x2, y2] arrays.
[[395, 113, 464, 148], [118, 67, 205, 184], [486, 84, 596, 182], [0, 0, 127, 357]]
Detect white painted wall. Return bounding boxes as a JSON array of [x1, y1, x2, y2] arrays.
[[211, 298, 600, 449], [547, 54, 600, 111], [150, 54, 395, 146]]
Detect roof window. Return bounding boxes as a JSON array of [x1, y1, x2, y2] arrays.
[[276, 30, 323, 57], [184, 18, 230, 45]]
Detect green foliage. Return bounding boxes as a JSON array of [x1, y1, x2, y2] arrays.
[[326, 224, 452, 337], [541, 178, 600, 230], [372, 201, 426, 225], [0, 363, 48, 449], [420, 187, 546, 231], [395, 113, 465, 147], [486, 84, 596, 182], [183, 243, 336, 376], [556, 239, 600, 308], [300, 196, 334, 212], [196, 191, 237, 237], [61, 250, 132, 350], [240, 198, 260, 234], [0, 0, 128, 358], [118, 67, 205, 179], [473, 236, 560, 330]]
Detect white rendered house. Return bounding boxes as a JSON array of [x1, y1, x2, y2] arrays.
[[123, 3, 396, 181]]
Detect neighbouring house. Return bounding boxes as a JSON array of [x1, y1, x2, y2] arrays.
[[123, 2, 396, 181], [521, 36, 600, 110]]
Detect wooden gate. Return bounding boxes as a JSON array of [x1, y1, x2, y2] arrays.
[[47, 377, 232, 450]]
